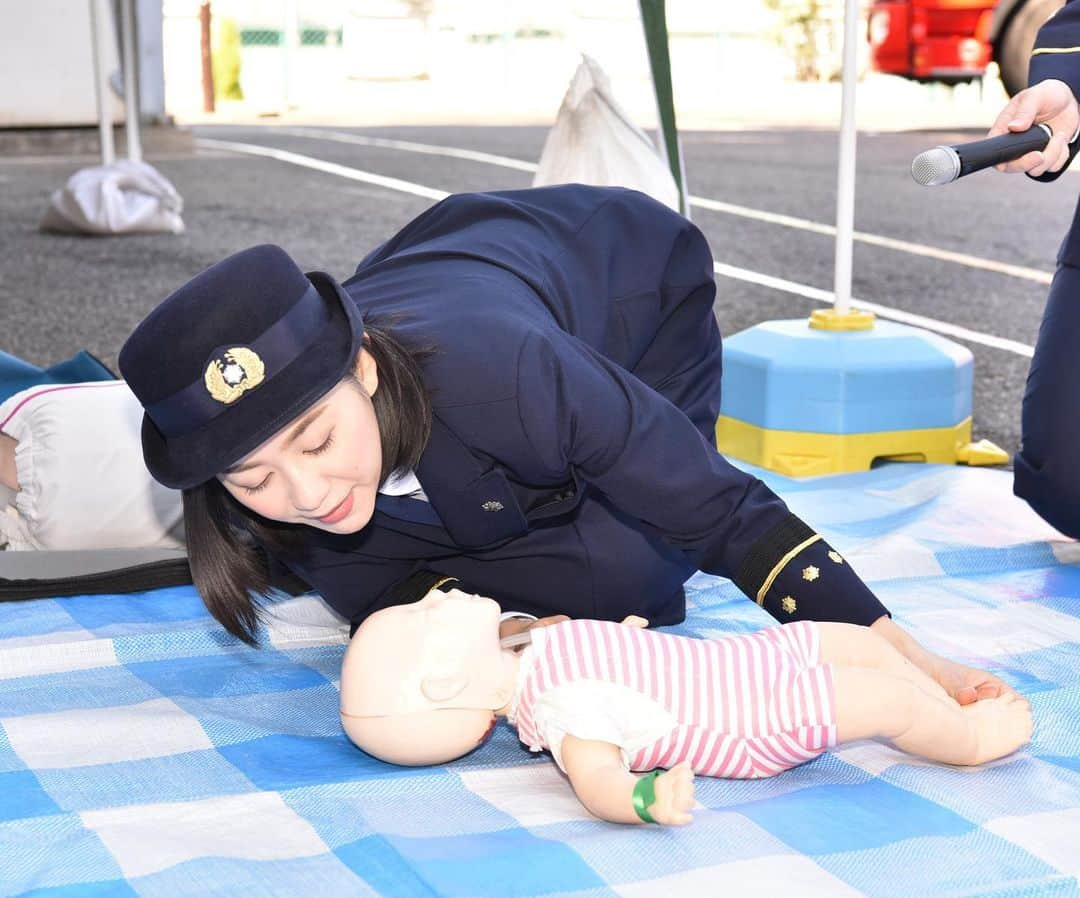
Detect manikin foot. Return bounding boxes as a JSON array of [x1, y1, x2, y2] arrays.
[[959, 693, 1033, 765]]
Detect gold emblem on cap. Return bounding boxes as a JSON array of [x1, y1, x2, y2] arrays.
[[781, 595, 797, 614], [204, 347, 265, 404]]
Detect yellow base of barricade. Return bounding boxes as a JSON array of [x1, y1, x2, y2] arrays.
[[715, 416, 1009, 477]]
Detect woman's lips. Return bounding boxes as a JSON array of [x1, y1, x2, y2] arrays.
[[318, 491, 354, 524]]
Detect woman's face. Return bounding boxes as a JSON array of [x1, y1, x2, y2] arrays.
[[217, 350, 383, 534]]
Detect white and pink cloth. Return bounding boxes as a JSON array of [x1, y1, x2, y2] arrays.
[[510, 618, 837, 779]]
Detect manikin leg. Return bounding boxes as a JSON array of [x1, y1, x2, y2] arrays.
[[830, 666, 1031, 765], [816, 622, 1031, 765]]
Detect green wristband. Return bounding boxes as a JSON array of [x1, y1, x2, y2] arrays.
[[632, 771, 661, 824]]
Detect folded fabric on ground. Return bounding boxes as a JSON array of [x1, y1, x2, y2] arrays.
[[0, 350, 114, 405], [1, 463, 1078, 898]]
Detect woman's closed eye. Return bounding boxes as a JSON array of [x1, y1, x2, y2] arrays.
[[242, 474, 271, 495], [306, 431, 335, 456], [238, 431, 335, 494]]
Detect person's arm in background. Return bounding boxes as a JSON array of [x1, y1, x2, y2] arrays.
[[987, 0, 1080, 179]]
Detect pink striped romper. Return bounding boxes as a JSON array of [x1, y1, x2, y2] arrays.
[[509, 619, 837, 779]]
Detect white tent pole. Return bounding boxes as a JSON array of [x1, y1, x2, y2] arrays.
[[120, 0, 143, 162], [283, 0, 299, 110], [89, 0, 115, 166], [833, 0, 860, 316]]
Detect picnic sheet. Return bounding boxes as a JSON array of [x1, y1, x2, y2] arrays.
[[1, 462, 1079, 897]]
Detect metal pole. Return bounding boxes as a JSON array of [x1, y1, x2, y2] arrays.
[[120, 0, 142, 162], [200, 2, 215, 113], [833, 0, 860, 316], [89, 0, 116, 166], [639, 0, 687, 216]]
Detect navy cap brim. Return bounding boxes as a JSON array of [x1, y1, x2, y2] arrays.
[[139, 270, 365, 490]]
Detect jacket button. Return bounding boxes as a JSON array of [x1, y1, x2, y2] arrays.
[[481, 500, 504, 512]]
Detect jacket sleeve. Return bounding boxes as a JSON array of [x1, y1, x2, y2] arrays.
[[514, 329, 890, 626], [1028, 0, 1080, 182]]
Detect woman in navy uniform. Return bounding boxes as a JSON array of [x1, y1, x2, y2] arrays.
[[120, 183, 1009, 704], [987, 0, 1080, 535]]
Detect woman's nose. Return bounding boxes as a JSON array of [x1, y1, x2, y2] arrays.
[[285, 469, 328, 513]]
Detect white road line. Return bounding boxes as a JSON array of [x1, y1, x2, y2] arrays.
[[196, 137, 449, 201], [693, 196, 1053, 285], [266, 127, 1054, 286], [195, 136, 1036, 358], [273, 126, 540, 172], [712, 262, 1034, 357]]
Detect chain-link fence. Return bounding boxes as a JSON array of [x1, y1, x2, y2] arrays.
[[162, 0, 352, 116], [161, 2, 878, 126]]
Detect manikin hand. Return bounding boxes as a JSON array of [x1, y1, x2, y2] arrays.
[[646, 761, 696, 826], [620, 615, 648, 628], [987, 78, 1080, 175]]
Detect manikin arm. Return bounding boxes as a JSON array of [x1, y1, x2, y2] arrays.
[[559, 734, 695, 825], [0, 434, 17, 491]]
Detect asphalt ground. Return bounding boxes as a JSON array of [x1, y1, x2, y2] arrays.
[[3, 124, 1077, 461]]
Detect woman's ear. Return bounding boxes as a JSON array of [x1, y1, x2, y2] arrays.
[[355, 345, 379, 397]]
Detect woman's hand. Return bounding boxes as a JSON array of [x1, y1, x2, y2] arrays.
[[870, 615, 1015, 705], [918, 653, 1014, 705], [498, 614, 569, 641]]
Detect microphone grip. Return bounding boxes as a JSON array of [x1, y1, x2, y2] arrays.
[[957, 125, 1051, 176]]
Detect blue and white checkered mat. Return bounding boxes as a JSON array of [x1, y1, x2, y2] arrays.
[[2, 463, 1079, 897]]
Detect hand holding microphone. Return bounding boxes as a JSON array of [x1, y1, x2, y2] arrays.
[[911, 124, 1053, 185], [987, 78, 1079, 176], [912, 79, 1079, 185]]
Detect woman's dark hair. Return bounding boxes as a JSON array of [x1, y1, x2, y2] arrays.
[[181, 317, 433, 645]]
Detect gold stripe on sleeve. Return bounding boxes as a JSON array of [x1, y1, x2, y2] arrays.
[[755, 534, 822, 606], [1031, 46, 1080, 56], [431, 576, 458, 591]]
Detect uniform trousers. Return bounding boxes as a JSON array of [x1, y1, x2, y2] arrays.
[[1014, 259, 1080, 537]]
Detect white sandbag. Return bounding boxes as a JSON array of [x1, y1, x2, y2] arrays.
[[0, 381, 184, 551], [533, 55, 680, 212], [40, 159, 185, 236]]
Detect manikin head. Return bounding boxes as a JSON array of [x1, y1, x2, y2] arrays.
[[339, 588, 520, 766]]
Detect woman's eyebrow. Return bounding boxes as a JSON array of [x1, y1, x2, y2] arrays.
[[223, 405, 328, 474]]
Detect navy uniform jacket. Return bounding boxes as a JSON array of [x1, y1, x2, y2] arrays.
[[274, 185, 889, 631], [1029, 0, 1080, 187]]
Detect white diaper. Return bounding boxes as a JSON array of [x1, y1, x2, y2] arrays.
[[0, 381, 184, 551]]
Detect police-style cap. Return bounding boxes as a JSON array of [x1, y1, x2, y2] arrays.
[[119, 244, 365, 490]]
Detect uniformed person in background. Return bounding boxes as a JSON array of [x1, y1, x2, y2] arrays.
[[120, 184, 1011, 705], [986, 0, 1080, 537]]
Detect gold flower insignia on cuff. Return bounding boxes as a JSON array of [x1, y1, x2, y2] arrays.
[[802, 565, 820, 582], [781, 596, 797, 614]]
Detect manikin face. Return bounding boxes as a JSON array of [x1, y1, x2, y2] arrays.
[[217, 349, 382, 534], [339, 589, 516, 766]]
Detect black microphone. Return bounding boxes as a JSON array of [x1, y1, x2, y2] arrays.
[[911, 124, 1052, 186]]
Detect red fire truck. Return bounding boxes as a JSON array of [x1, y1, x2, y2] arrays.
[[868, 0, 1063, 95]]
